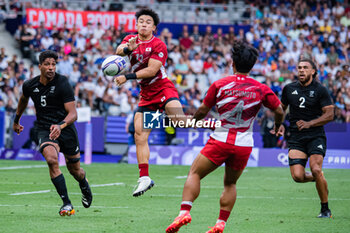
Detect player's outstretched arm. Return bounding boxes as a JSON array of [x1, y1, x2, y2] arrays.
[[13, 94, 29, 135], [115, 58, 162, 86], [116, 36, 140, 56], [192, 103, 211, 122], [296, 105, 334, 130], [272, 104, 285, 136]]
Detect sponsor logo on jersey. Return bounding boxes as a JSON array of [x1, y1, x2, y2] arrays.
[[309, 91, 314, 97], [146, 47, 152, 52], [33, 88, 39, 92], [317, 144, 323, 150], [292, 90, 298, 95], [50, 86, 55, 93], [158, 52, 164, 58], [75, 146, 79, 152]]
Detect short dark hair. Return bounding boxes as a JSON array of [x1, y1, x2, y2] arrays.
[[298, 58, 318, 78], [135, 8, 159, 27], [231, 40, 259, 73], [39, 50, 58, 64]]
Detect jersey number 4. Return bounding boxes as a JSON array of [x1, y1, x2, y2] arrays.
[[41, 95, 47, 107], [299, 97, 305, 108]]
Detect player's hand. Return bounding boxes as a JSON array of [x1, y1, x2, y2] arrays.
[[114, 75, 127, 86], [49, 124, 61, 140], [270, 124, 285, 137], [127, 36, 140, 51], [296, 120, 311, 131], [13, 123, 24, 135]]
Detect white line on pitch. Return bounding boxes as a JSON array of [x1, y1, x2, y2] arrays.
[[0, 165, 47, 170], [90, 182, 124, 187], [8, 183, 125, 196], [175, 176, 187, 179], [0, 204, 128, 209], [10, 190, 51, 195]]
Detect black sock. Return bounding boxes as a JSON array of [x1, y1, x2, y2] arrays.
[[51, 174, 71, 205], [321, 202, 329, 212], [79, 175, 89, 189]]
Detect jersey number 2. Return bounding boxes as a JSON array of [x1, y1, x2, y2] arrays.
[[41, 95, 47, 107], [299, 97, 305, 108]]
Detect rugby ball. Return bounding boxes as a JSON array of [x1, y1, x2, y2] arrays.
[[101, 55, 127, 76]]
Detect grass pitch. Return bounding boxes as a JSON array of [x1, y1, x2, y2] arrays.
[[0, 160, 349, 233]]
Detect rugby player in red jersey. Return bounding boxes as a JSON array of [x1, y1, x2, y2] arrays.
[[115, 8, 186, 197], [166, 40, 284, 233]]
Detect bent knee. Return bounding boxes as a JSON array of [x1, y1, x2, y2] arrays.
[[311, 168, 322, 177], [292, 174, 304, 183]]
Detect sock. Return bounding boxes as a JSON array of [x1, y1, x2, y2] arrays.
[[321, 202, 329, 212], [218, 209, 231, 222], [139, 163, 149, 177], [79, 175, 89, 189], [179, 201, 192, 216], [51, 173, 71, 205]]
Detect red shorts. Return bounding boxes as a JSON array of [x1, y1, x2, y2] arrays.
[[200, 138, 252, 170], [138, 83, 179, 111]]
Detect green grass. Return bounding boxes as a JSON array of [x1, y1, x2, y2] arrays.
[[0, 160, 349, 233]]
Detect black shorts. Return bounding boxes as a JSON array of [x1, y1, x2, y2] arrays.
[[37, 125, 80, 155], [287, 132, 327, 157]]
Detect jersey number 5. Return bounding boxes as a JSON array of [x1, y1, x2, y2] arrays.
[[41, 95, 47, 107], [299, 97, 305, 108]]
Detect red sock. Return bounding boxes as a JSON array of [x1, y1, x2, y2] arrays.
[[138, 163, 149, 177], [180, 201, 192, 212], [218, 209, 231, 222]]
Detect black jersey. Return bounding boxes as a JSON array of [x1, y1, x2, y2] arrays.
[[22, 73, 75, 129], [281, 79, 333, 134]]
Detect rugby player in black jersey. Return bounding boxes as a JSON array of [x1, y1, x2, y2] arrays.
[[13, 50, 92, 216], [278, 58, 334, 218]]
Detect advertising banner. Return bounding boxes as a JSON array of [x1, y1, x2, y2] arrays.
[[128, 145, 259, 167], [26, 8, 137, 32]]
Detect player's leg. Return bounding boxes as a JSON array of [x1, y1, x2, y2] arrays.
[[309, 154, 331, 217], [207, 146, 251, 233], [206, 167, 244, 233], [39, 141, 74, 216], [166, 153, 218, 233], [164, 99, 189, 125], [133, 111, 153, 197], [307, 136, 331, 217], [60, 126, 92, 208], [65, 152, 93, 208], [289, 149, 314, 183]]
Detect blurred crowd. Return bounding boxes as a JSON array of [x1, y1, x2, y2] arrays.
[[0, 0, 350, 148]]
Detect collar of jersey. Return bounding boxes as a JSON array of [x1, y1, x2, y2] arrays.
[[137, 35, 155, 43]]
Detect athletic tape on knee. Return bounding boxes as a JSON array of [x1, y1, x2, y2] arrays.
[[66, 157, 80, 164], [40, 144, 58, 155], [289, 157, 307, 167]]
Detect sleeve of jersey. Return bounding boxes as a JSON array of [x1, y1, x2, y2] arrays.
[[319, 86, 333, 107], [61, 79, 75, 103], [262, 85, 281, 111], [150, 42, 167, 65], [280, 85, 289, 106], [22, 80, 30, 98], [203, 83, 217, 109]]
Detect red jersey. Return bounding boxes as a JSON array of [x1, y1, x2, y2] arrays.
[[122, 35, 176, 102], [203, 74, 280, 147]]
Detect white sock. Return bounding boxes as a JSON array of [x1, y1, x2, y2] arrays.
[[178, 201, 192, 216], [216, 219, 226, 224]]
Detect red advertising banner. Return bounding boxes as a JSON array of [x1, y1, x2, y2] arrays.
[[26, 8, 137, 32]]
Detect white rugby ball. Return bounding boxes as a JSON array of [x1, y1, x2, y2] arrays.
[[101, 55, 127, 76]]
